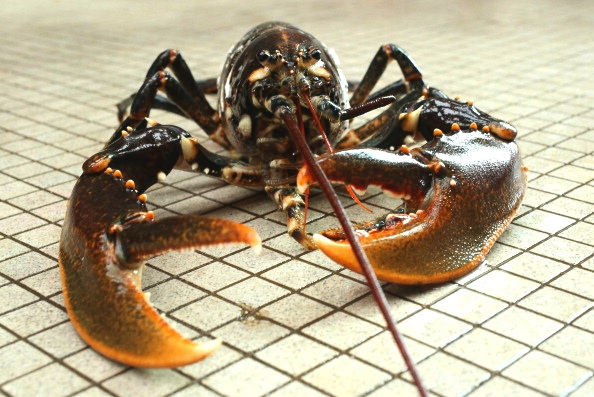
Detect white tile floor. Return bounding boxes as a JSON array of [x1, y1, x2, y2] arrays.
[[1, 0, 593, 396]]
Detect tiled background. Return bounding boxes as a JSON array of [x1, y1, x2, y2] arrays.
[[1, 0, 593, 396]]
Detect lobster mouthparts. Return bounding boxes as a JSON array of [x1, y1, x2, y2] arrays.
[[297, 130, 526, 284]]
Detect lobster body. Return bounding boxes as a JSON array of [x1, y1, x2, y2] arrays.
[[59, 22, 526, 373], [219, 21, 348, 157]]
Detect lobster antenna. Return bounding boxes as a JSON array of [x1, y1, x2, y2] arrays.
[[280, 109, 428, 397], [302, 90, 372, 213]]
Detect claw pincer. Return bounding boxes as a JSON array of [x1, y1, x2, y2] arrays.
[[59, 126, 261, 367], [299, 98, 527, 284]]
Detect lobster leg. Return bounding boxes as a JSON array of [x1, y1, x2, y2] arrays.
[[112, 49, 230, 149], [339, 44, 440, 150], [117, 77, 219, 120], [88, 123, 263, 189], [266, 185, 316, 250], [349, 44, 425, 106], [60, 125, 261, 367]]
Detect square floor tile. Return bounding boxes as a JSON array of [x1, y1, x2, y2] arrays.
[[514, 209, 575, 234], [541, 197, 594, 219], [302, 274, 369, 307], [262, 260, 331, 290], [518, 286, 593, 322], [570, 376, 594, 397], [502, 350, 591, 396], [170, 384, 220, 397], [366, 378, 424, 397], [28, 322, 86, 358], [255, 334, 338, 375], [147, 250, 211, 276], [539, 326, 594, 368], [21, 267, 62, 297], [64, 348, 126, 382], [531, 236, 593, 265], [483, 306, 563, 346], [225, 247, 290, 273], [171, 296, 240, 332], [145, 279, 206, 312], [551, 267, 594, 299], [3, 362, 89, 397], [351, 331, 434, 374], [214, 317, 290, 352], [302, 355, 391, 397], [467, 270, 540, 303], [467, 376, 546, 397], [182, 262, 249, 291], [267, 381, 328, 397], [0, 251, 56, 280], [496, 224, 548, 250], [0, 301, 68, 337], [0, 327, 16, 348], [398, 309, 472, 348], [202, 358, 290, 397], [345, 293, 422, 325], [218, 277, 290, 308], [0, 283, 38, 315], [500, 252, 570, 282], [445, 328, 529, 371], [103, 368, 190, 397], [178, 342, 241, 380], [302, 312, 382, 350], [0, 341, 52, 384], [261, 293, 333, 328], [558, 221, 594, 244], [432, 288, 508, 324], [403, 352, 490, 397], [386, 283, 459, 306]]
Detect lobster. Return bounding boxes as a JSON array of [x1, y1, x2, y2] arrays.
[[58, 21, 526, 394]]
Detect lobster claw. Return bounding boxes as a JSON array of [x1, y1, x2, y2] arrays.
[[298, 129, 526, 284], [59, 127, 262, 367]]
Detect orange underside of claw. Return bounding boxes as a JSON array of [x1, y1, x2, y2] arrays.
[[60, 264, 222, 368], [313, 233, 484, 285]]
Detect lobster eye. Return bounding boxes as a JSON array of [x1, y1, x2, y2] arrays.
[[257, 50, 271, 63], [310, 48, 322, 60]]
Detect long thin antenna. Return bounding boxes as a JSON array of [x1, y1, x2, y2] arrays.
[[281, 110, 428, 397]]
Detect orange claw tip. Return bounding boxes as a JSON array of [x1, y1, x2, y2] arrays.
[[296, 164, 316, 194], [77, 325, 223, 368], [241, 225, 263, 255], [489, 122, 518, 141], [313, 233, 362, 274], [83, 155, 111, 174], [114, 337, 223, 368]]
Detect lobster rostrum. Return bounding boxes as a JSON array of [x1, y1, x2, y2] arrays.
[[59, 21, 526, 377]]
